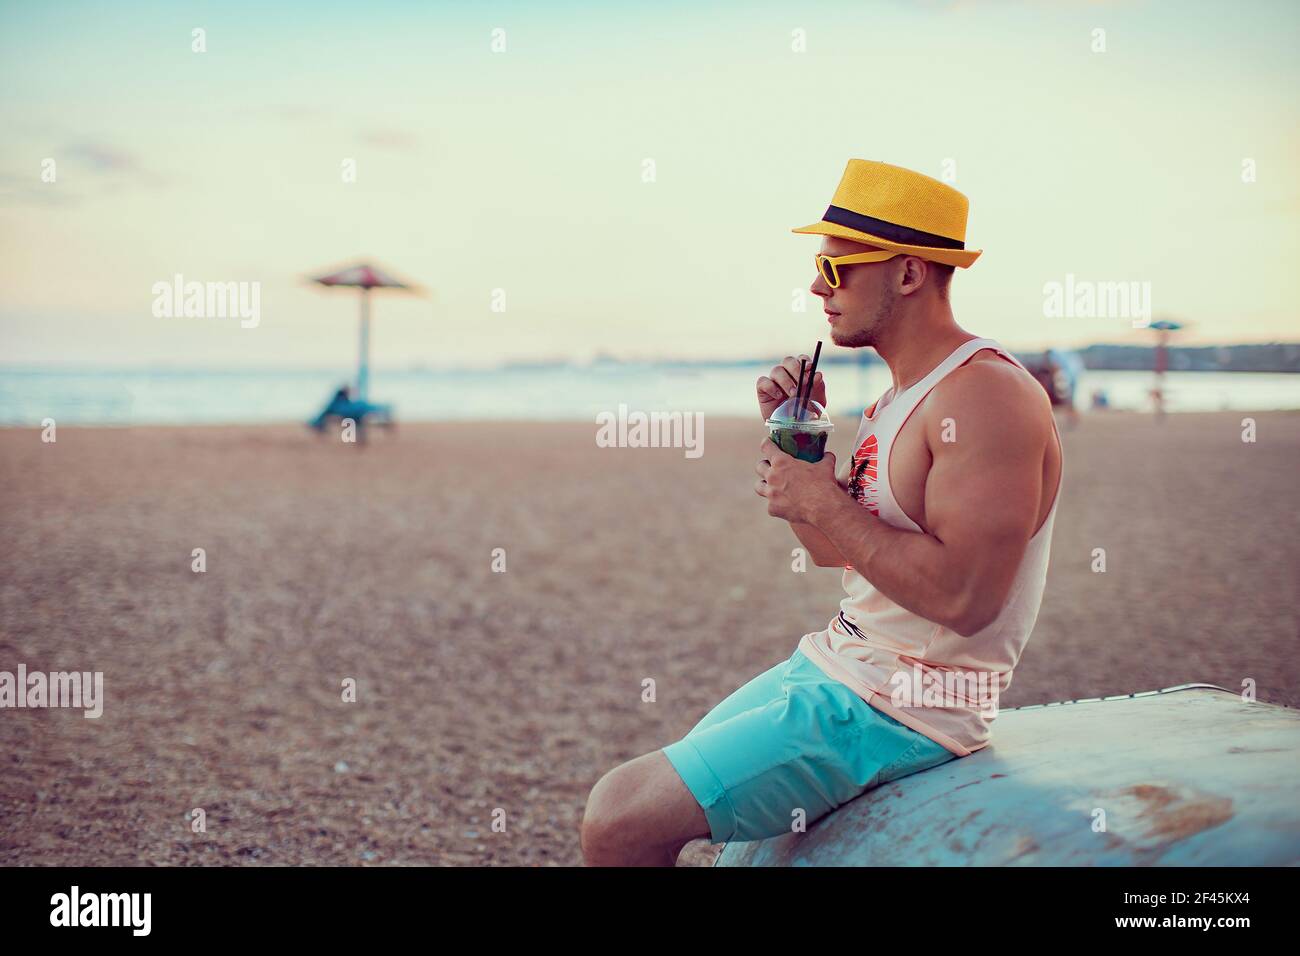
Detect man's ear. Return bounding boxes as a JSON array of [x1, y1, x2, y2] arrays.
[[898, 256, 928, 295]]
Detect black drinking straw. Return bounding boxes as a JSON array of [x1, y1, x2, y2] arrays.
[[800, 341, 823, 420], [793, 358, 807, 420]]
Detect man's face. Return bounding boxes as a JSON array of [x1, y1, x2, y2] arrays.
[[811, 236, 899, 349]]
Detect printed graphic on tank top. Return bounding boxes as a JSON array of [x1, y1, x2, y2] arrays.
[[798, 337, 1063, 757]]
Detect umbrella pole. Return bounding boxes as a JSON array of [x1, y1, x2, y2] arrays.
[[357, 288, 371, 401], [1153, 330, 1168, 420]]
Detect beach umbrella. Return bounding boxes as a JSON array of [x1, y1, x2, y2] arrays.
[[1145, 319, 1184, 417], [309, 261, 421, 401], [1147, 319, 1183, 371]]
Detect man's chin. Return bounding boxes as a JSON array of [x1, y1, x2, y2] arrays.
[[830, 326, 867, 349]]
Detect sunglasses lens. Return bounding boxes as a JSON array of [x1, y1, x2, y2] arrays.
[[818, 257, 838, 287]]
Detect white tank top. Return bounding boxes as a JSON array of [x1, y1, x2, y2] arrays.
[[798, 337, 1062, 756]]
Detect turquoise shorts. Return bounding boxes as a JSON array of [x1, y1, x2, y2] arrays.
[[663, 647, 958, 844]]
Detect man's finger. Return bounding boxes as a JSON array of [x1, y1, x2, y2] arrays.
[[755, 457, 771, 478], [754, 477, 768, 498], [781, 354, 812, 391], [769, 364, 797, 396], [756, 376, 785, 401]]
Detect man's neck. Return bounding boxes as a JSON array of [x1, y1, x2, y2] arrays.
[[875, 307, 977, 393]]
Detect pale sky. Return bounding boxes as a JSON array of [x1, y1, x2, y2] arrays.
[[1, 0, 1297, 369]]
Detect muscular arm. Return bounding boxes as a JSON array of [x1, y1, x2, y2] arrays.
[[804, 363, 1052, 636]]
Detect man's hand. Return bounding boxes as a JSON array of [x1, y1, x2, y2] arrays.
[[756, 355, 826, 423], [754, 439, 840, 525]]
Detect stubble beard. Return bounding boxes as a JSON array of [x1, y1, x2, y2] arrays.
[[833, 286, 897, 350]]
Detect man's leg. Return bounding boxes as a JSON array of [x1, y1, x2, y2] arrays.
[[583, 650, 967, 864], [581, 750, 710, 866], [582, 654, 797, 866]]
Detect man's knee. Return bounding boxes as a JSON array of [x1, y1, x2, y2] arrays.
[[581, 761, 646, 863], [581, 752, 705, 865]]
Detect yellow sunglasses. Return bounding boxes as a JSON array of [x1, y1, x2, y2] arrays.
[[815, 249, 901, 288]]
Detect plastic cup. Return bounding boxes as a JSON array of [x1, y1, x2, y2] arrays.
[[766, 396, 833, 463]]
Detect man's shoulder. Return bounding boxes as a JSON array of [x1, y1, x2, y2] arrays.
[[919, 350, 1053, 441], [931, 347, 1048, 407]]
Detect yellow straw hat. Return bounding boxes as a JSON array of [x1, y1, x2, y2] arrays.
[[792, 159, 982, 268]]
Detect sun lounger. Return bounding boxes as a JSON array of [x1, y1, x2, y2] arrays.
[[308, 394, 394, 433]]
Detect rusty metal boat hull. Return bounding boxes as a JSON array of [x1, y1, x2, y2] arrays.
[[714, 685, 1300, 866]]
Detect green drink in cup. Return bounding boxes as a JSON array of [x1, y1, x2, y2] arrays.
[[767, 395, 833, 463]]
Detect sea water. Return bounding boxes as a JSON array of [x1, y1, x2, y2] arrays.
[[0, 364, 1296, 426]]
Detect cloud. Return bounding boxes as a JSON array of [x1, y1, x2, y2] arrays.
[[268, 104, 325, 123], [63, 141, 167, 189], [64, 142, 142, 173], [0, 172, 77, 207], [356, 128, 421, 152], [262, 106, 425, 153], [0, 141, 167, 208]]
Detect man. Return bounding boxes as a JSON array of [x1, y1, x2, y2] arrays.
[[581, 159, 1062, 866], [1025, 348, 1082, 429]]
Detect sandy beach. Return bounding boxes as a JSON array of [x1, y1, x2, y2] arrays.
[[1, 411, 1297, 867]]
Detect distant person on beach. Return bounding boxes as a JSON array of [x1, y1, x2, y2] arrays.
[[310, 385, 354, 431], [582, 160, 1062, 866], [308, 384, 394, 439], [1046, 348, 1082, 428]]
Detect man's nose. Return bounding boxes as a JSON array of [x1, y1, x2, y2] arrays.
[[810, 272, 831, 299]]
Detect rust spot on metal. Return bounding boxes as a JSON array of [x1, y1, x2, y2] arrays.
[[943, 809, 982, 836], [1002, 834, 1039, 863], [1120, 784, 1234, 843]]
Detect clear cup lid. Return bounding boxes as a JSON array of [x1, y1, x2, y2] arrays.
[[767, 396, 832, 428]]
